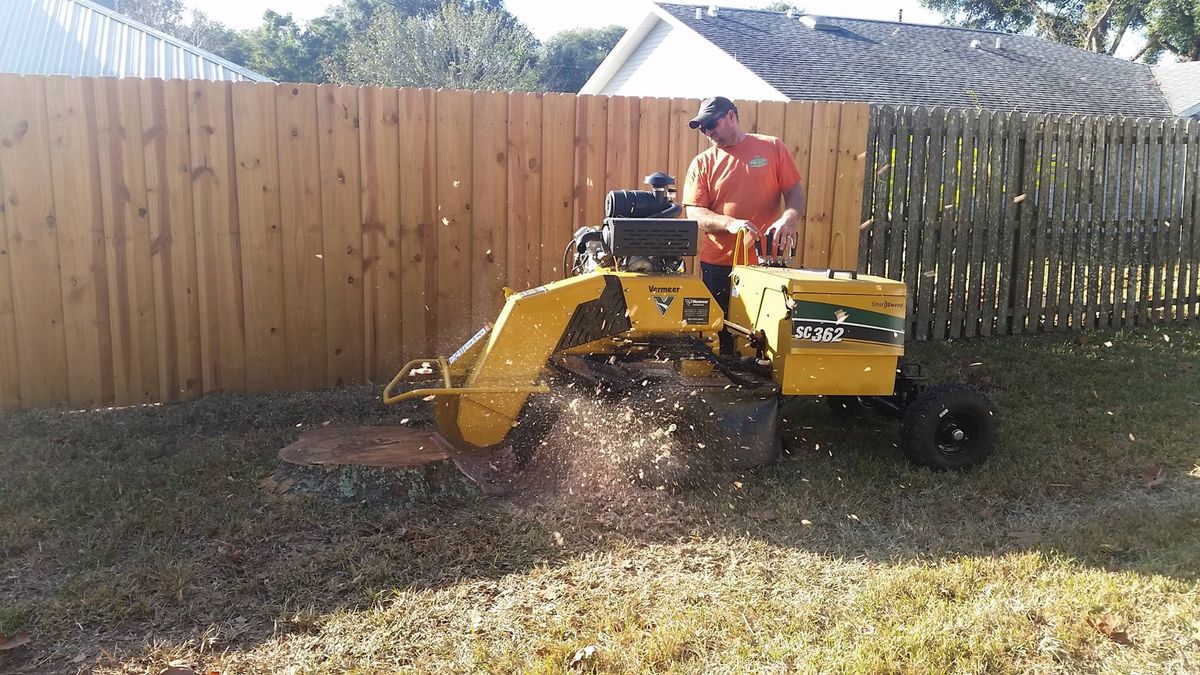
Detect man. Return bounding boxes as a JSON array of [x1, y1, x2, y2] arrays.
[[681, 96, 806, 354]]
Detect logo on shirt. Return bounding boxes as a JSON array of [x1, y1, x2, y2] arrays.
[[748, 156, 768, 168]]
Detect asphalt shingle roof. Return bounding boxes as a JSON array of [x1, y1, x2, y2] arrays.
[[657, 3, 1173, 118]]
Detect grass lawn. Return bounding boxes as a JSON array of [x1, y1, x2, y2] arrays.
[[2, 325, 1199, 673]]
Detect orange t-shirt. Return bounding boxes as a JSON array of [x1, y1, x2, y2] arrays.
[[681, 133, 803, 265]]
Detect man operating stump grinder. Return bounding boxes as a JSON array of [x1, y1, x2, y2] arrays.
[[683, 95, 807, 356]]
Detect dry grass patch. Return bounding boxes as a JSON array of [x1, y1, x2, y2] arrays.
[[2, 325, 1199, 673]]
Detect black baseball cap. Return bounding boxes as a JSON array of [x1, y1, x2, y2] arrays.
[[688, 96, 737, 129]]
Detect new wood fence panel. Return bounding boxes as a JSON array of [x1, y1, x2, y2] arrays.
[[757, 101, 786, 142], [317, 85, 366, 384], [735, 100, 758, 137], [635, 97, 669, 182], [667, 97, 698, 197], [0, 75, 70, 407], [783, 101, 815, 262], [831, 103, 870, 271], [141, 78, 202, 402], [397, 88, 437, 356], [574, 95, 608, 230], [606, 95, 640, 196], [232, 81, 287, 393], [189, 79, 245, 394], [0, 158, 19, 410], [44, 76, 113, 408], [275, 83, 328, 389], [358, 85, 403, 381], [507, 91, 542, 292], [472, 91, 509, 329], [96, 77, 160, 405], [803, 102, 841, 268], [434, 88, 473, 350], [540, 93, 574, 283]]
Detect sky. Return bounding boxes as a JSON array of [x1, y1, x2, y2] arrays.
[[182, 0, 946, 38]]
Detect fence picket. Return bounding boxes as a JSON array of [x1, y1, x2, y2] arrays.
[[141, 78, 203, 401], [540, 93, 575, 283], [803, 102, 842, 268], [867, 105, 893, 276], [44, 76, 112, 407], [1186, 121, 1200, 319], [831, 103, 870, 270], [934, 110, 960, 340], [0, 156, 18, 410], [434, 89, 473, 350], [276, 83, 328, 388], [980, 111, 1006, 337], [508, 92, 542, 292], [471, 91, 508, 329], [189, 79, 245, 394], [1029, 114, 1054, 332], [955, 110, 984, 338], [358, 85, 403, 382], [397, 88, 437, 355], [1098, 117, 1120, 329], [232, 81, 287, 392], [888, 107, 913, 284]]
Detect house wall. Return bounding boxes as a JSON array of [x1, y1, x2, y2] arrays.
[[592, 19, 784, 101]]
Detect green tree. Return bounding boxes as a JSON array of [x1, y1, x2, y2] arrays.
[[1140, 0, 1199, 61], [536, 26, 625, 93], [334, 1, 540, 89], [919, 0, 1145, 55], [920, 0, 1200, 61], [238, 11, 323, 82]]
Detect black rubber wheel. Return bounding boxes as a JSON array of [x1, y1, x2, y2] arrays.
[[900, 384, 996, 470]]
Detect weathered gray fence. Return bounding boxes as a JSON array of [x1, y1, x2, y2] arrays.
[[860, 105, 1200, 339]]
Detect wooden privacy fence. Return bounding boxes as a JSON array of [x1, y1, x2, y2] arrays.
[[0, 74, 870, 411], [860, 105, 1200, 340]]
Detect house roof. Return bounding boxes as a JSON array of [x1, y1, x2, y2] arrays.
[[650, 2, 1172, 118], [1153, 62, 1200, 118], [0, 0, 270, 82]]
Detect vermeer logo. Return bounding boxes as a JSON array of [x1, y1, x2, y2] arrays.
[[653, 295, 676, 316], [748, 156, 768, 168], [649, 286, 680, 294]]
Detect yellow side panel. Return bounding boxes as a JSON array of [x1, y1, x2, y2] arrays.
[[729, 265, 907, 396], [450, 274, 609, 449]]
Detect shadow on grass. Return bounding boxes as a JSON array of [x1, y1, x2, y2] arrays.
[[1, 325, 1198, 671]]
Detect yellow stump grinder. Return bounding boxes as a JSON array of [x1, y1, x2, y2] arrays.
[[281, 173, 997, 492]]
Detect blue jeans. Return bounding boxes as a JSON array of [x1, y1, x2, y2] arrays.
[[701, 262, 735, 355]]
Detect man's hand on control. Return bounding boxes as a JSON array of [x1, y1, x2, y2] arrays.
[[763, 218, 798, 257]]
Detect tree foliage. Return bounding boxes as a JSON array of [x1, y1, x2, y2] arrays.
[[334, 2, 540, 89], [919, 0, 1199, 62], [535, 26, 625, 93]]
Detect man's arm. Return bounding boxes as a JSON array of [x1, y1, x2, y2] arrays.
[[763, 181, 807, 256], [685, 205, 759, 241]]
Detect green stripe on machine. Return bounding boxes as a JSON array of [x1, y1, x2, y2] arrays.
[[791, 300, 905, 333]]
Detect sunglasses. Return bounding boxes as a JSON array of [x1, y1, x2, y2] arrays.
[[699, 117, 720, 132]]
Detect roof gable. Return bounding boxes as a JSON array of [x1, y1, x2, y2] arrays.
[[1154, 62, 1200, 118], [654, 2, 1172, 118]]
